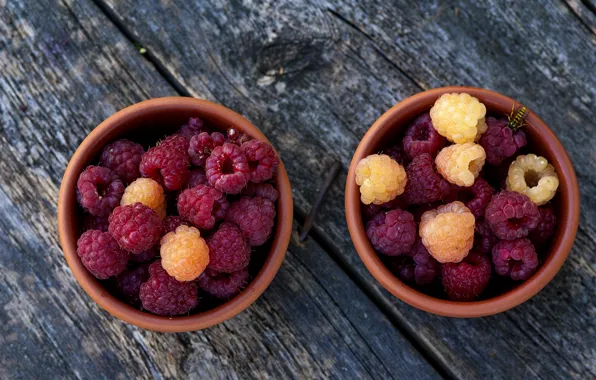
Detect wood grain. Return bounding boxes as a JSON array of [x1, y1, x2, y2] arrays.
[[0, 0, 439, 379], [97, 0, 596, 378]]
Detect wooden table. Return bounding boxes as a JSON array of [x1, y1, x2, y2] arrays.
[[1, 0, 594, 378]]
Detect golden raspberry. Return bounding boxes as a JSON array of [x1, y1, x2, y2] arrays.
[[506, 154, 559, 206], [419, 201, 475, 263], [435, 143, 486, 187], [121, 178, 166, 219], [160, 225, 209, 281], [430, 93, 488, 143], [355, 154, 407, 205]]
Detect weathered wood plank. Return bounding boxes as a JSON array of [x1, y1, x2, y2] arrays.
[[0, 0, 439, 379], [99, 0, 596, 378]]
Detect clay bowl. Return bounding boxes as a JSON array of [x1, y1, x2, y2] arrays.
[[345, 86, 579, 317], [58, 97, 293, 332]]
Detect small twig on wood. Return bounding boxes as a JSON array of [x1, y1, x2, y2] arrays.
[[299, 160, 341, 242]]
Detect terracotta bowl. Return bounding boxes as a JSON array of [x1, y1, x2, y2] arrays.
[[345, 86, 579, 317], [58, 97, 293, 332]]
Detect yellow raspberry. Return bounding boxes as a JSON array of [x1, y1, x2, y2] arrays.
[[506, 154, 559, 206], [355, 154, 407, 205], [121, 178, 166, 219], [430, 93, 488, 143], [419, 201, 475, 263], [160, 225, 209, 281], [435, 143, 486, 187]]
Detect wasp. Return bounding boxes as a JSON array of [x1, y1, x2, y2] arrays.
[[507, 104, 528, 131]]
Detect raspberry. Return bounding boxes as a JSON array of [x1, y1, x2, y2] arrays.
[[198, 268, 250, 299], [485, 191, 540, 240], [160, 225, 209, 281], [77, 165, 124, 216], [241, 182, 279, 202], [479, 117, 527, 165], [366, 209, 416, 256], [140, 136, 190, 191], [140, 260, 198, 315], [226, 128, 252, 146], [457, 177, 494, 218], [108, 203, 163, 254], [82, 214, 109, 232], [402, 153, 451, 205], [506, 154, 559, 205], [129, 247, 158, 263], [474, 218, 498, 254], [403, 112, 446, 159], [120, 178, 166, 219], [163, 216, 189, 234], [206, 143, 250, 194], [355, 154, 407, 205], [187, 168, 208, 188], [188, 132, 225, 166], [390, 257, 415, 283], [76, 230, 128, 279], [241, 140, 280, 183], [419, 201, 475, 263], [207, 222, 251, 273], [410, 238, 440, 285], [492, 238, 538, 280], [384, 144, 408, 165], [178, 117, 207, 138], [529, 206, 557, 246], [226, 196, 276, 246], [114, 263, 150, 305], [177, 184, 229, 230], [429, 93, 488, 143], [442, 252, 491, 301], [99, 139, 145, 183], [435, 143, 486, 187]]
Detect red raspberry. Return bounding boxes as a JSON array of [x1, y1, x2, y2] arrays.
[[207, 223, 251, 273], [492, 238, 538, 280], [108, 203, 163, 254], [76, 230, 128, 279], [226, 128, 252, 145], [226, 196, 276, 246], [485, 191, 540, 240], [241, 140, 280, 183], [77, 165, 124, 216], [384, 144, 408, 165], [403, 154, 451, 205], [241, 182, 278, 202], [362, 197, 408, 221], [129, 247, 158, 263], [177, 184, 229, 230], [82, 214, 109, 232], [206, 143, 250, 194], [163, 216, 189, 235], [409, 238, 440, 285], [402, 112, 446, 159], [114, 263, 151, 305], [178, 117, 207, 138], [198, 268, 250, 299], [140, 136, 190, 191], [442, 252, 491, 301], [529, 207, 557, 246], [99, 139, 144, 183], [187, 168, 208, 188], [366, 209, 416, 256], [479, 117, 527, 165], [390, 256, 415, 283], [474, 218, 498, 254], [188, 132, 225, 166], [451, 178, 494, 219], [139, 260, 198, 316], [362, 204, 382, 221]]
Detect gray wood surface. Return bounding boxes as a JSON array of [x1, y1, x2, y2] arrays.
[[0, 0, 594, 379], [97, 0, 596, 379], [0, 0, 439, 379]]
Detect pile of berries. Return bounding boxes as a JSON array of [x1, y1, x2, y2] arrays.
[[356, 93, 559, 301], [76, 117, 280, 316]]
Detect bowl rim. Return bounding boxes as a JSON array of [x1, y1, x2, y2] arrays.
[[345, 86, 580, 317], [58, 97, 293, 332]]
